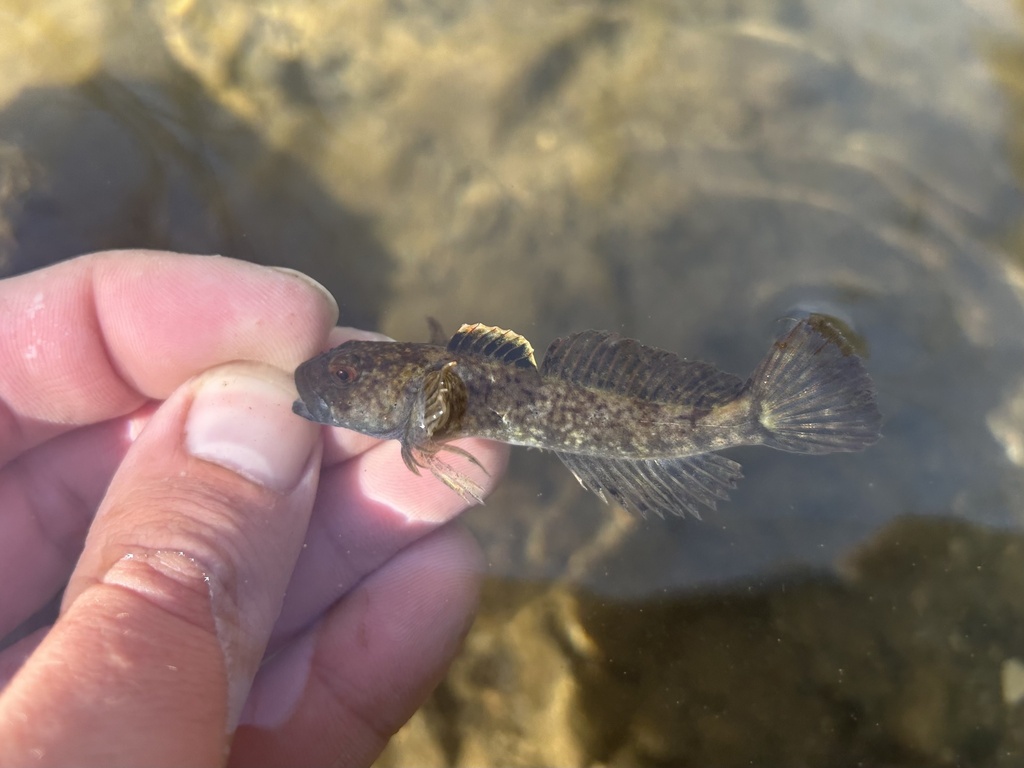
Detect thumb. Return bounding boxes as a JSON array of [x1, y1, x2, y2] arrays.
[[0, 363, 321, 767]]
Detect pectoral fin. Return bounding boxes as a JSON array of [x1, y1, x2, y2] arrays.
[[421, 361, 468, 438]]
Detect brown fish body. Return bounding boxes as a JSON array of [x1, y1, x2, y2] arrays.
[[293, 319, 881, 517], [322, 345, 755, 457]]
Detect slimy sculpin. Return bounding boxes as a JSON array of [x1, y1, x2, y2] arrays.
[[293, 316, 881, 517]]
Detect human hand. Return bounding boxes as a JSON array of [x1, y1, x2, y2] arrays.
[[0, 250, 507, 766]]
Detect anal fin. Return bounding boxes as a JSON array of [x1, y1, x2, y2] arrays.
[[556, 451, 742, 518]]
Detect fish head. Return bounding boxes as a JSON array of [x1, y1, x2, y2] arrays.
[[293, 341, 449, 439]]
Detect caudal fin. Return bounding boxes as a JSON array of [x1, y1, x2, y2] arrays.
[[747, 315, 881, 454]]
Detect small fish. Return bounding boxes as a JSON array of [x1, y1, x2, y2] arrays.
[[293, 316, 882, 517]]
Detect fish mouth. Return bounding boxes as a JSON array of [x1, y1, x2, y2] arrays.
[[293, 360, 342, 426], [292, 397, 317, 421], [292, 388, 343, 426]]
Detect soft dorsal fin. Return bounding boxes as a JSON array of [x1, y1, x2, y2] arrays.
[[541, 330, 744, 408], [447, 323, 538, 369]]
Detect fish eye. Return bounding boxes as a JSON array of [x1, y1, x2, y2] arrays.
[[329, 361, 359, 384]]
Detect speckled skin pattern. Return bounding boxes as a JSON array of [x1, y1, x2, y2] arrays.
[[292, 340, 758, 460]]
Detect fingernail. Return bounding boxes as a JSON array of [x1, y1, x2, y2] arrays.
[[185, 364, 319, 493], [332, 326, 394, 344], [268, 267, 339, 316]]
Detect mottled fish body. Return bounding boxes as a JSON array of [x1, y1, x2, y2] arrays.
[[293, 316, 881, 517]]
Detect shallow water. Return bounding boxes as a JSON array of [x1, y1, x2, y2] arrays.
[[3, 0, 1024, 764]]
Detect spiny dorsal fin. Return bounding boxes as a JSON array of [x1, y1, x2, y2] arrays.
[[541, 330, 744, 409], [447, 323, 538, 369]]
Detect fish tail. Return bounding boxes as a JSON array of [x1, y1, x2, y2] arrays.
[[746, 316, 881, 454]]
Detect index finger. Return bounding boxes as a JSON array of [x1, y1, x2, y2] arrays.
[[0, 250, 339, 463]]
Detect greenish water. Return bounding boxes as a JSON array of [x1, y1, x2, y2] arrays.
[[3, 0, 1024, 764]]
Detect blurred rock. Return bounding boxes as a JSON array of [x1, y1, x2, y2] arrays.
[[380, 517, 1024, 766]]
